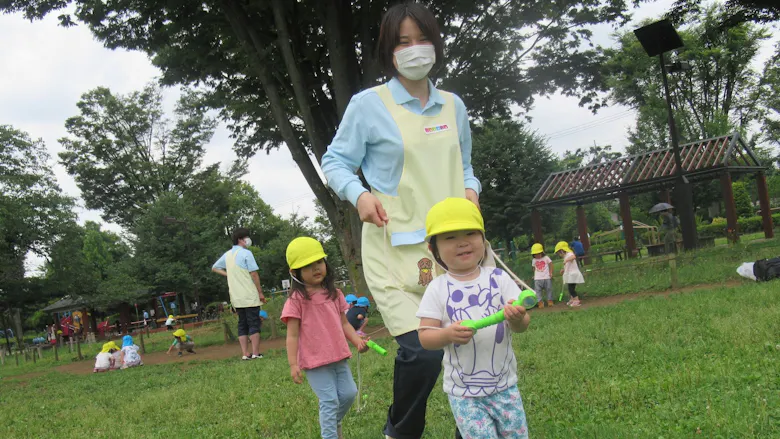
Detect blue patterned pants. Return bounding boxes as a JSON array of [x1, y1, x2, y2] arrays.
[[448, 386, 529, 439]]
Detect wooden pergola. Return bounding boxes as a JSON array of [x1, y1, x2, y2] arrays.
[[528, 132, 774, 261]]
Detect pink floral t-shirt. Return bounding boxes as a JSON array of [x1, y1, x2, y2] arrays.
[[281, 288, 351, 370]]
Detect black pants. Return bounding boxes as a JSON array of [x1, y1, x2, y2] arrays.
[[384, 331, 462, 439], [568, 283, 578, 298], [236, 307, 261, 336]]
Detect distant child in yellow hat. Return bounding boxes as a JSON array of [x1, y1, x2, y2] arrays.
[[555, 241, 584, 307], [94, 341, 120, 373], [531, 243, 554, 308], [280, 237, 368, 439], [166, 329, 196, 357], [416, 198, 531, 438]]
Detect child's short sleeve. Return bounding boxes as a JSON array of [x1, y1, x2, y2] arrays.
[[336, 289, 349, 313], [544, 256, 552, 265], [280, 294, 302, 324], [564, 252, 576, 263], [416, 278, 446, 321], [498, 271, 522, 305]]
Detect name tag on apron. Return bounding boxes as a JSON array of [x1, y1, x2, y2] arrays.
[[424, 124, 450, 134]]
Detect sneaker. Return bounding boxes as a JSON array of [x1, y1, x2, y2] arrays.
[[251, 354, 264, 359], [241, 355, 251, 361], [177, 352, 183, 357], [537, 300, 545, 309], [547, 300, 554, 307], [569, 299, 581, 307]]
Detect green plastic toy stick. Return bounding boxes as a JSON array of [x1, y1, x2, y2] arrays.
[[460, 290, 537, 331], [366, 340, 387, 356]]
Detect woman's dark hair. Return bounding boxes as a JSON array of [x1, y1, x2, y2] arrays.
[[288, 259, 338, 301], [376, 2, 445, 78], [232, 227, 250, 245]]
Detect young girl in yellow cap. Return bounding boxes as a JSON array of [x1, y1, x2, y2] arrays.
[[555, 241, 584, 307], [281, 237, 368, 439], [531, 243, 554, 308], [416, 198, 531, 439], [166, 329, 196, 357], [94, 341, 120, 373]]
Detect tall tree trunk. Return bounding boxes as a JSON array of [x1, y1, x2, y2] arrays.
[[220, 0, 369, 297]]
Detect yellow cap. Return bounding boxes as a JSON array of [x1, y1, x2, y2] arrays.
[[173, 329, 187, 339], [286, 237, 327, 270], [425, 198, 484, 241], [554, 241, 571, 253], [531, 243, 544, 255], [169, 315, 174, 319], [101, 341, 120, 353]]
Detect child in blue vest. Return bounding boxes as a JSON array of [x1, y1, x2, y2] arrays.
[[346, 297, 370, 336]]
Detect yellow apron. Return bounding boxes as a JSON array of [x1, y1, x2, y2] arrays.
[[361, 84, 465, 336], [225, 249, 262, 308]]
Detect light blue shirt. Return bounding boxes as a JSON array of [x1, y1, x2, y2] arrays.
[[212, 246, 260, 272], [321, 77, 481, 206]]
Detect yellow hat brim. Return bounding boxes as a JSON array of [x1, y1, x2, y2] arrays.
[[289, 252, 327, 270], [425, 222, 485, 241]]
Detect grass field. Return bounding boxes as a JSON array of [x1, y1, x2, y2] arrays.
[[508, 237, 780, 298], [1, 281, 778, 438]]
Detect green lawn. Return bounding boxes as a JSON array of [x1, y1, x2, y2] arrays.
[[2, 282, 778, 438], [508, 237, 780, 298]]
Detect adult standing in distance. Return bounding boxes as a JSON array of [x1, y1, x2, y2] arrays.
[[212, 227, 267, 360], [320, 4, 480, 438]]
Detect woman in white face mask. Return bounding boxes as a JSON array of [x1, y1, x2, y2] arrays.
[[320, 3, 480, 439]]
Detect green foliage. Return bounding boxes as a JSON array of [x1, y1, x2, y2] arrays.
[[557, 203, 616, 240], [0, 0, 636, 295], [0, 125, 75, 310], [471, 119, 557, 246], [732, 181, 754, 218], [696, 214, 780, 236], [603, 5, 770, 154], [760, 43, 780, 150], [58, 84, 217, 228]]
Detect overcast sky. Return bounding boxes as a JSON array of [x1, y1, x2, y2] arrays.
[[2, 0, 776, 273]]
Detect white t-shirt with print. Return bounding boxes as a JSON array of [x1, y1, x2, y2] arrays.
[[532, 256, 552, 280], [122, 345, 141, 365], [416, 267, 521, 397], [94, 352, 112, 369]]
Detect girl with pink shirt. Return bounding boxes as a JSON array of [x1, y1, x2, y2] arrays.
[[281, 237, 368, 439]]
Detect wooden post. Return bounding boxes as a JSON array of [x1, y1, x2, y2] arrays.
[[756, 171, 775, 239], [0, 349, 4, 366], [68, 337, 73, 353], [76, 336, 83, 360], [660, 189, 672, 204], [15, 351, 19, 366], [223, 320, 230, 343], [720, 172, 740, 243], [531, 209, 544, 245], [268, 312, 278, 339], [32, 348, 37, 363], [669, 254, 679, 289], [37, 345, 42, 360], [54, 342, 59, 361], [24, 349, 29, 362], [576, 205, 591, 265], [139, 331, 146, 354], [619, 192, 637, 258]]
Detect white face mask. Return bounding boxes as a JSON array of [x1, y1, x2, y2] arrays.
[[394, 44, 436, 81], [243, 237, 252, 247]]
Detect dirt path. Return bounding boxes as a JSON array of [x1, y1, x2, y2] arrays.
[[7, 280, 743, 380]]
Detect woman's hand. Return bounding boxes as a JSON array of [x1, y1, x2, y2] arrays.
[[466, 189, 480, 210], [290, 365, 304, 384], [560, 269, 565, 275], [356, 192, 388, 227], [447, 321, 475, 345]]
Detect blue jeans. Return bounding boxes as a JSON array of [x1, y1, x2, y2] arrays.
[[306, 360, 357, 439]]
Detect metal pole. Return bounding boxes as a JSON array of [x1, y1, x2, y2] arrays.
[[659, 53, 698, 250]]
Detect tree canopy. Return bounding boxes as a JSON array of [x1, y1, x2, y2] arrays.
[[0, 0, 636, 291]]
